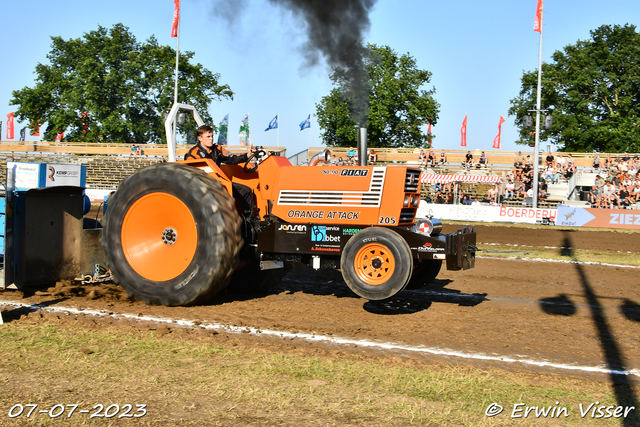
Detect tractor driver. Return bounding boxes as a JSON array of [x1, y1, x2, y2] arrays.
[[184, 125, 255, 217]]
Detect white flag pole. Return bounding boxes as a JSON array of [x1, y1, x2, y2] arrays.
[[533, 0, 544, 209], [172, 0, 181, 149]]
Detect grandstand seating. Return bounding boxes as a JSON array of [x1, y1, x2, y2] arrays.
[[1, 141, 635, 207]]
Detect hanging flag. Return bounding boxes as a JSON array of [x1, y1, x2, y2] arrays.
[[492, 116, 506, 149], [6, 112, 15, 139], [238, 114, 250, 145], [265, 115, 278, 131], [217, 114, 229, 145], [460, 115, 467, 147], [19, 127, 26, 141], [32, 120, 40, 137], [0, 121, 3, 140], [299, 114, 311, 131], [534, 0, 543, 33], [427, 122, 432, 147], [171, 0, 180, 37]]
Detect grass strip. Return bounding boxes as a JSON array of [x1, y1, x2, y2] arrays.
[[0, 319, 627, 426]]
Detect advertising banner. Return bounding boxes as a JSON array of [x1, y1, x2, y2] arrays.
[[417, 201, 557, 225], [556, 206, 640, 230], [7, 162, 41, 190], [45, 164, 85, 187]]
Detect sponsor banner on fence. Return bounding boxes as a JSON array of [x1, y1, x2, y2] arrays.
[[45, 164, 85, 187], [417, 201, 557, 225], [8, 162, 40, 190], [556, 206, 640, 230]]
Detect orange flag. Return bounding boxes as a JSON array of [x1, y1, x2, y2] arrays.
[[492, 116, 506, 149], [460, 115, 467, 147], [171, 0, 180, 37], [534, 0, 543, 33]]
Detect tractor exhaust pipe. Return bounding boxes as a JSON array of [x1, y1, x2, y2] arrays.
[[308, 149, 332, 166], [357, 127, 367, 166]]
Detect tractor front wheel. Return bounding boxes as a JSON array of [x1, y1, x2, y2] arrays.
[[101, 163, 242, 306], [340, 227, 413, 300]]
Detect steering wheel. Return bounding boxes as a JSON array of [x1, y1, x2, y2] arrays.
[[243, 149, 267, 174]]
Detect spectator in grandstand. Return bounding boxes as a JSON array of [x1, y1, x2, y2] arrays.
[[504, 178, 515, 199], [612, 171, 623, 188], [566, 153, 575, 167], [471, 197, 481, 206], [337, 157, 345, 166], [513, 177, 526, 199], [546, 151, 555, 167], [592, 153, 601, 172], [601, 181, 617, 208], [632, 181, 640, 204], [556, 153, 566, 171], [539, 180, 548, 200], [523, 155, 533, 174], [618, 185, 631, 208], [487, 184, 499, 203], [478, 151, 488, 168], [514, 151, 525, 169], [587, 185, 599, 206], [630, 158, 639, 178], [427, 149, 436, 167], [464, 151, 473, 168], [461, 193, 472, 205], [564, 161, 576, 181], [618, 159, 630, 173], [603, 153, 613, 171], [543, 163, 557, 184], [346, 148, 356, 164], [594, 174, 606, 199], [446, 192, 454, 204], [368, 150, 377, 164], [439, 149, 447, 165], [418, 149, 427, 166], [622, 152, 631, 162], [129, 144, 137, 159], [435, 191, 445, 204], [159, 156, 167, 163]]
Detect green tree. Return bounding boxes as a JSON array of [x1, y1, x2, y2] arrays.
[[316, 44, 439, 148], [10, 23, 233, 143], [509, 24, 640, 152]]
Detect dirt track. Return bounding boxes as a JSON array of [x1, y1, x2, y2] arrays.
[[2, 223, 640, 381]]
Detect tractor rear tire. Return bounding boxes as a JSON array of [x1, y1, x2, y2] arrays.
[[405, 259, 442, 290], [101, 163, 242, 306], [340, 227, 413, 300]]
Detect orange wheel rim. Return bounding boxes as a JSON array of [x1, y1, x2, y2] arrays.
[[122, 193, 197, 281], [354, 243, 395, 286]]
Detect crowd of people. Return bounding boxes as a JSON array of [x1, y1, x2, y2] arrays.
[[587, 153, 640, 208]]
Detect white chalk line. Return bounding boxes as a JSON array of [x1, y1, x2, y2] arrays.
[[476, 255, 640, 269], [481, 242, 636, 254], [1, 300, 638, 379]]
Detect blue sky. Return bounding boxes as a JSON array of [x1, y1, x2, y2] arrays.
[[1, 0, 638, 157]]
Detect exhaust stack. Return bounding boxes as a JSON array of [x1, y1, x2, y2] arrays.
[[357, 127, 367, 166]]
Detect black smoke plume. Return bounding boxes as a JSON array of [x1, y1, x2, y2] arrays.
[[212, 0, 378, 125]]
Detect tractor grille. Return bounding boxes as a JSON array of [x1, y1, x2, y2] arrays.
[[404, 169, 421, 193], [278, 167, 387, 207], [399, 208, 416, 223]]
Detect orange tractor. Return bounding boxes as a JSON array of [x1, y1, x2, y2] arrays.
[[101, 147, 476, 306]]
